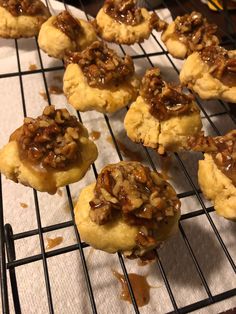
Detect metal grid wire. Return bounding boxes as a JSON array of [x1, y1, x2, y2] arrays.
[[0, 0, 236, 313]]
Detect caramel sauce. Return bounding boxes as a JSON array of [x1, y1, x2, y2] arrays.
[[90, 131, 101, 141], [29, 64, 38, 71], [46, 236, 63, 250], [106, 136, 143, 162], [39, 91, 47, 101], [20, 202, 28, 208], [49, 85, 63, 95], [112, 270, 151, 307]]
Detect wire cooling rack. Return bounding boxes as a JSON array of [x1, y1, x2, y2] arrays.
[[0, 0, 236, 313]]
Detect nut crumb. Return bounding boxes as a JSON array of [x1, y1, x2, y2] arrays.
[[29, 64, 38, 71]]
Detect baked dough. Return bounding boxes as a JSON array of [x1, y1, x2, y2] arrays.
[[124, 96, 202, 152], [94, 0, 157, 45], [63, 41, 140, 113], [0, 1, 50, 38], [189, 130, 236, 220], [74, 162, 181, 258], [124, 68, 202, 153], [199, 154, 236, 220], [0, 106, 98, 194], [161, 11, 219, 59], [38, 11, 97, 59], [179, 47, 236, 103]]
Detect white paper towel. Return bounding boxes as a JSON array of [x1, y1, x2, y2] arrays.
[[0, 1, 235, 313]]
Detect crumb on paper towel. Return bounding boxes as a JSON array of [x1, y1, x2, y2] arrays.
[[90, 130, 101, 141], [39, 91, 47, 101], [29, 64, 38, 71], [49, 85, 63, 95]]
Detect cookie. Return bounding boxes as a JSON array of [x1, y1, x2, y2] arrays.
[[161, 11, 219, 59], [63, 41, 140, 113], [74, 161, 181, 259], [0, 0, 50, 38], [124, 68, 202, 153], [0, 106, 98, 194], [94, 0, 165, 45], [188, 131, 236, 220], [38, 11, 97, 59], [179, 46, 236, 102]]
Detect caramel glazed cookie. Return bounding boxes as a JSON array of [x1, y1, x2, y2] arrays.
[[180, 46, 236, 103], [75, 161, 181, 259], [63, 41, 140, 114], [38, 10, 97, 59], [188, 131, 236, 220], [0, 0, 50, 38], [0, 106, 98, 194], [161, 11, 219, 59], [124, 67, 202, 154], [94, 0, 167, 45]]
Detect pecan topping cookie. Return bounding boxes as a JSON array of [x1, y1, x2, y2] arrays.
[[75, 161, 181, 259]]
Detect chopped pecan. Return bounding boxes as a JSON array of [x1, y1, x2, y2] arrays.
[[64, 41, 134, 88], [53, 11, 83, 41]]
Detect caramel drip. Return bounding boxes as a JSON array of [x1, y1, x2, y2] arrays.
[[46, 236, 63, 250], [112, 270, 151, 307], [90, 131, 101, 141], [20, 202, 28, 208], [29, 64, 38, 71]]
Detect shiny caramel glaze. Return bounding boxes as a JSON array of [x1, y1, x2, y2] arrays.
[[53, 11, 83, 41], [46, 236, 63, 249]]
